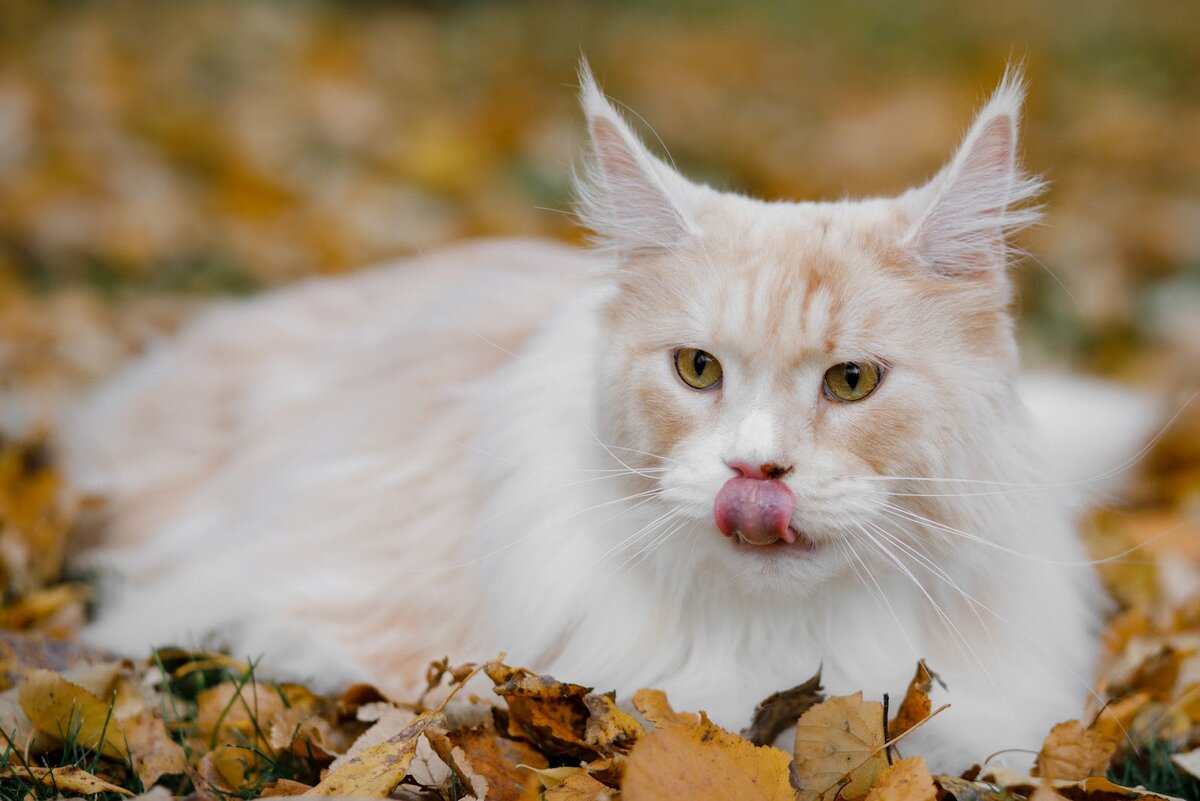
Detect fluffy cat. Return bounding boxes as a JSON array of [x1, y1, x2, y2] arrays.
[[60, 64, 1154, 770]]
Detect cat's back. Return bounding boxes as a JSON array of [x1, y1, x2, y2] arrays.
[[64, 236, 601, 522], [58, 237, 603, 682]]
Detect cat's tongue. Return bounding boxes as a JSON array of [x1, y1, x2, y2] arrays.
[[714, 477, 796, 546]]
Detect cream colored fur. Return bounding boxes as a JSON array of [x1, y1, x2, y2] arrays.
[[59, 66, 1156, 771]]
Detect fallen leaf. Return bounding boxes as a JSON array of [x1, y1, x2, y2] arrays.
[[545, 770, 618, 800], [306, 711, 437, 796], [741, 670, 824, 746], [259, 778, 316, 797], [1171, 748, 1200, 779], [17, 667, 129, 759], [123, 709, 188, 788], [524, 765, 586, 789], [487, 663, 596, 758], [623, 711, 795, 801], [931, 775, 1007, 801], [1090, 692, 1152, 743], [890, 662, 939, 740], [865, 757, 936, 801], [442, 723, 548, 801], [0, 764, 134, 797], [793, 692, 888, 801], [583, 692, 644, 752], [631, 688, 698, 729], [1034, 720, 1118, 781]]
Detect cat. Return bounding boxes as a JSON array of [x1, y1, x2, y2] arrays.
[[59, 63, 1157, 771]]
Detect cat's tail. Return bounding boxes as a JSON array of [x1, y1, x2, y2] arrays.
[[1019, 373, 1163, 505]]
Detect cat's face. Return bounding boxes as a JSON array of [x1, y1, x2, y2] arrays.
[[578, 64, 1040, 590]]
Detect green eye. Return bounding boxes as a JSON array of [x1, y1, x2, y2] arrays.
[[823, 362, 882, 402], [675, 348, 723, 390]]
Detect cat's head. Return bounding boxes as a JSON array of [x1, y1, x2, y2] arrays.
[[575, 63, 1043, 590]]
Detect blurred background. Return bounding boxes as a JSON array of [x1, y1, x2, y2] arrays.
[[0, 1, 1197, 512]]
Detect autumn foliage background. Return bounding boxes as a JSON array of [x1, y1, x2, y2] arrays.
[[0, 1, 1199, 799]]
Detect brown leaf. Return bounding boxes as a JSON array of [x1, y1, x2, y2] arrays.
[[442, 723, 547, 801], [487, 663, 594, 756], [793, 692, 888, 801], [545, 770, 619, 800], [631, 688, 698, 729], [891, 662, 940, 740], [123, 709, 187, 788], [865, 757, 936, 801], [1034, 721, 1118, 781], [1091, 693, 1152, 743], [17, 667, 129, 759], [306, 711, 437, 797], [195, 680, 289, 748], [0, 764, 134, 797], [741, 670, 824, 746], [623, 711, 795, 801]]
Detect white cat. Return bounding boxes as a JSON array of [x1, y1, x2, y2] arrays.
[[60, 64, 1156, 770]]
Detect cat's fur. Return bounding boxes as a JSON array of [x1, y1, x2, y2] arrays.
[[60, 65, 1154, 770]]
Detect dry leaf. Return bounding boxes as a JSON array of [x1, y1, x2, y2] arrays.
[[1034, 720, 1118, 781], [932, 775, 1007, 801], [1171, 747, 1200, 779], [545, 770, 618, 800], [583, 692, 644, 752], [0, 764, 134, 797], [865, 757, 936, 801], [306, 711, 437, 796], [631, 688, 698, 729], [123, 709, 188, 788], [793, 692, 888, 801], [486, 663, 596, 758], [442, 723, 548, 801], [1090, 692, 1152, 742], [259, 778, 316, 797], [17, 667, 129, 759], [890, 662, 939, 740], [623, 711, 795, 801], [741, 671, 824, 746]]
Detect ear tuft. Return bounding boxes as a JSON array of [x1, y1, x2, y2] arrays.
[[574, 59, 697, 259], [904, 66, 1044, 277]]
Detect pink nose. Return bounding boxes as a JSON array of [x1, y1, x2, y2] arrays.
[[714, 476, 796, 545]]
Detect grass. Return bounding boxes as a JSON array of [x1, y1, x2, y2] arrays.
[[1110, 740, 1200, 801]]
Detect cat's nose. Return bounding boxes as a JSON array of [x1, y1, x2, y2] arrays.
[[727, 460, 793, 480]]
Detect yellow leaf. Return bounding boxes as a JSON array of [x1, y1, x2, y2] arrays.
[[623, 711, 795, 801], [545, 770, 618, 800], [794, 692, 888, 801], [865, 757, 936, 801], [583, 692, 644, 752], [1034, 720, 1118, 781], [305, 711, 435, 796], [0, 765, 133, 797], [631, 688, 698, 729], [18, 668, 129, 760]]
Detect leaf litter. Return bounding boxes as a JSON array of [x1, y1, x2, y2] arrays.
[[0, 434, 1199, 801]]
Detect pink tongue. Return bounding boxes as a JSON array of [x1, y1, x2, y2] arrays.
[[714, 477, 796, 545]]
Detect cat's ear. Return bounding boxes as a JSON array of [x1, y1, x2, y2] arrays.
[[903, 67, 1043, 277], [575, 60, 698, 259]]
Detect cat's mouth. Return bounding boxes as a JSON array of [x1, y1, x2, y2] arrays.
[[731, 525, 819, 552]]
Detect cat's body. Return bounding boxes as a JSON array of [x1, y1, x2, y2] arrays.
[[60, 68, 1153, 770]]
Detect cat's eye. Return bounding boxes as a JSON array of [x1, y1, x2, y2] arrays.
[[675, 348, 723, 390], [823, 362, 882, 402]]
